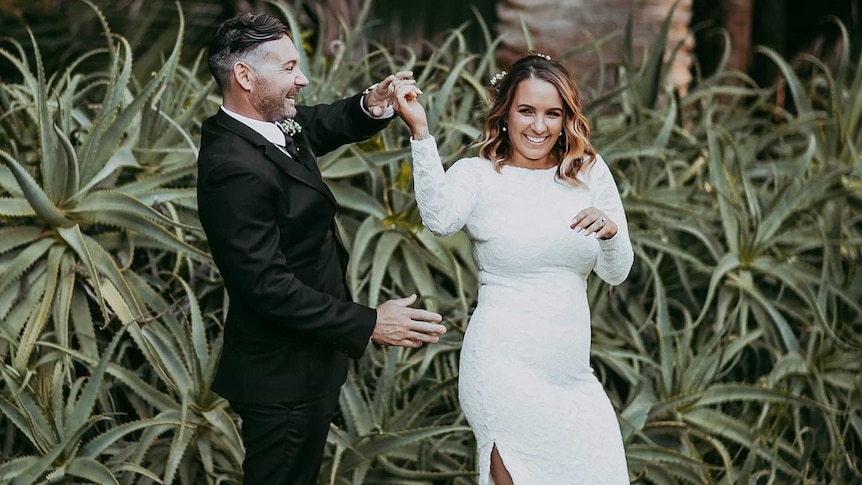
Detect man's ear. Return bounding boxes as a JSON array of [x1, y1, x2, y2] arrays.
[[233, 62, 254, 91]]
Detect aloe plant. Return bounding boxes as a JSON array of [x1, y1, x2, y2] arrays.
[[585, 11, 862, 483], [0, 325, 175, 484], [0, 0, 208, 374]]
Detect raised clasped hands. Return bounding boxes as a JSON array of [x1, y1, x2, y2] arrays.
[[570, 207, 617, 240], [364, 71, 417, 118], [373, 294, 445, 348], [390, 78, 428, 139]]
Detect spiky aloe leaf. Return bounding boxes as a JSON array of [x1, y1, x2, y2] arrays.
[[0, 164, 24, 196], [79, 1, 185, 189], [74, 189, 201, 231], [388, 376, 459, 431], [0, 237, 54, 298], [12, 246, 63, 370], [176, 278, 209, 377], [53, 118, 80, 201], [0, 226, 43, 255], [0, 456, 38, 484], [349, 216, 386, 295], [340, 370, 376, 438], [138, 324, 194, 394], [55, 225, 110, 323], [427, 55, 477, 130], [338, 426, 472, 471], [51, 258, 76, 355], [79, 418, 181, 458], [200, 407, 244, 465], [75, 147, 140, 196], [0, 197, 36, 217], [42, 341, 175, 411], [163, 392, 196, 485], [625, 444, 709, 483], [0, 150, 70, 226], [23, 26, 68, 204], [62, 457, 120, 484], [375, 455, 474, 480], [7, 325, 126, 484], [368, 231, 403, 306]]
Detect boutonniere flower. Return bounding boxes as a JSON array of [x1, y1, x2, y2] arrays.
[[275, 118, 302, 137]]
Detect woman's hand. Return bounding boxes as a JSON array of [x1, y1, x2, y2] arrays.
[[364, 71, 414, 117], [391, 80, 430, 140], [570, 207, 617, 240]]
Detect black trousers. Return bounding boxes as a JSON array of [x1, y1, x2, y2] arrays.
[[230, 389, 340, 485]]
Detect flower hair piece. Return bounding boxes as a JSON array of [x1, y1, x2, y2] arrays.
[[529, 50, 552, 61], [275, 118, 302, 137], [489, 70, 507, 90]]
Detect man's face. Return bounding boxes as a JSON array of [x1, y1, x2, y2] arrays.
[[248, 35, 309, 121]]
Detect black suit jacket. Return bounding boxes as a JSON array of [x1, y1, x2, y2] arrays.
[[197, 93, 386, 403]]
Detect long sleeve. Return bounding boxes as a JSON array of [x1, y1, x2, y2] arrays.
[[296, 92, 390, 156], [585, 154, 634, 285], [410, 136, 482, 237]]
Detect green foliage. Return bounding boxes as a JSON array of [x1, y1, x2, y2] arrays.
[[0, 0, 859, 484], [0, 1, 233, 483], [585, 8, 862, 483], [0, 0, 208, 368]]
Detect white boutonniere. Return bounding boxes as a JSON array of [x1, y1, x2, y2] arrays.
[[275, 118, 302, 137]]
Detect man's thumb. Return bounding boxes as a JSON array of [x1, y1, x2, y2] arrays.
[[394, 293, 418, 306]]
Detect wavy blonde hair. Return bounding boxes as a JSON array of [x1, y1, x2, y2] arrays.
[[478, 55, 595, 186]]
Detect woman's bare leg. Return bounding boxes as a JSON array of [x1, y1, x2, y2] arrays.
[[490, 444, 514, 485]]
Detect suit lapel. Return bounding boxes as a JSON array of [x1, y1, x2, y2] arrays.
[[263, 144, 337, 206], [215, 111, 337, 207]]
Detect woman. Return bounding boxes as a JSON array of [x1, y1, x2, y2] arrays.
[[393, 54, 634, 484]]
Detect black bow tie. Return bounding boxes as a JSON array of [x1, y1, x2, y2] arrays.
[[274, 123, 300, 159]]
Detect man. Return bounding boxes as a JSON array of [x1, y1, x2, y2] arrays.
[[197, 13, 445, 484]]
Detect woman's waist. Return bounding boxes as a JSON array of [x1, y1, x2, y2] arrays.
[[477, 273, 586, 302]]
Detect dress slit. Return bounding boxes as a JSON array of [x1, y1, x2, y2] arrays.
[[489, 441, 516, 485]]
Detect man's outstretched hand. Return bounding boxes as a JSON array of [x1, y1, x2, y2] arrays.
[[372, 294, 445, 348], [364, 71, 415, 118]]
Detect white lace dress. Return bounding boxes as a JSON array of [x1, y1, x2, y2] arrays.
[[411, 137, 634, 484]]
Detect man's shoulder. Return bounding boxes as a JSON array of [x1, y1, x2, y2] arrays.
[[200, 113, 259, 152], [198, 114, 266, 174]]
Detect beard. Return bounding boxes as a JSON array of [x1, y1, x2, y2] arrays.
[[251, 80, 297, 121]]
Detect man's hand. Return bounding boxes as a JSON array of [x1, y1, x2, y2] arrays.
[[364, 71, 415, 118], [372, 294, 445, 348]]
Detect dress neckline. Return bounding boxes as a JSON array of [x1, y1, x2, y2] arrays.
[[502, 163, 558, 173]]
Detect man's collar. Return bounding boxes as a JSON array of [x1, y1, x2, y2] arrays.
[[220, 106, 286, 146]]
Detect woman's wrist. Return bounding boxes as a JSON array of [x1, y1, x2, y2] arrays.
[[411, 126, 431, 141]]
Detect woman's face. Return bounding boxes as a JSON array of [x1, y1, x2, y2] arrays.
[[504, 78, 564, 169]]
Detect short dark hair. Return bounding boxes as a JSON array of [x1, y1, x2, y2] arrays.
[[208, 13, 288, 89]]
